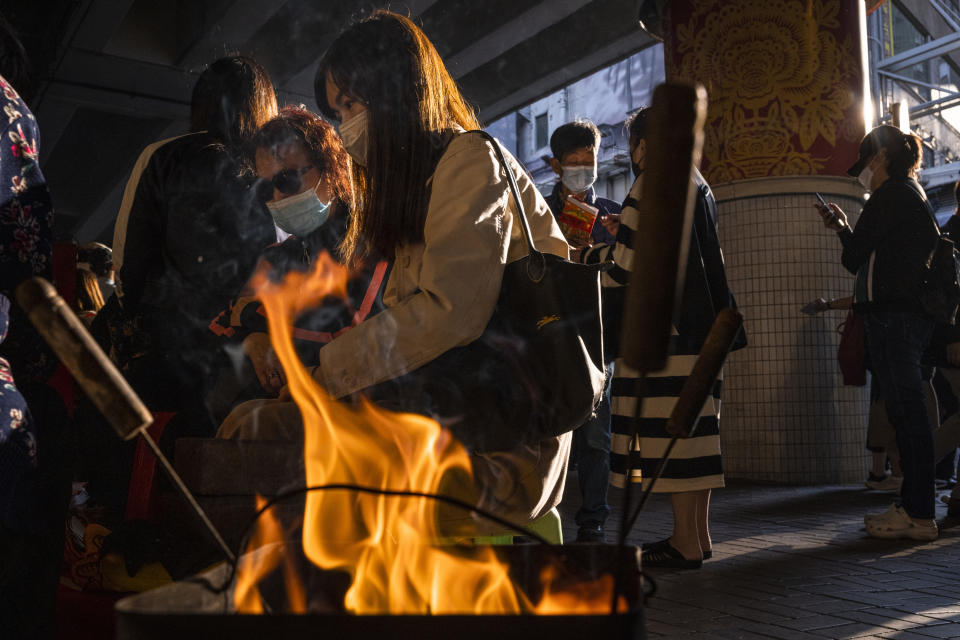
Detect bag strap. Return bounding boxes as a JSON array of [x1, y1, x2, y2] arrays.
[[902, 179, 941, 237], [464, 130, 546, 275]]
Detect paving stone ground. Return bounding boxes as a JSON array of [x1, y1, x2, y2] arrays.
[[558, 476, 960, 639]]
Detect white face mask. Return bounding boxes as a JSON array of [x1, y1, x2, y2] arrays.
[[561, 165, 597, 193], [266, 187, 331, 237], [339, 111, 369, 167], [857, 166, 873, 191]]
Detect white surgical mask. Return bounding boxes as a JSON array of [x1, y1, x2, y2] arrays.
[[857, 166, 873, 191], [339, 111, 369, 167], [266, 187, 331, 237], [561, 165, 597, 193]]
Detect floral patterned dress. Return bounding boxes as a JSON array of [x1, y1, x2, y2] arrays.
[[0, 293, 35, 528], [0, 74, 53, 528]]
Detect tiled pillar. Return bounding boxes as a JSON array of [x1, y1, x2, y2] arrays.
[[661, 0, 872, 482], [713, 177, 868, 483]]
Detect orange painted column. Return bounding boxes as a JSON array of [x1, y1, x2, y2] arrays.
[[661, 0, 872, 482]]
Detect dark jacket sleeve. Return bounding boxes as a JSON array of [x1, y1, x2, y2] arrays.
[[676, 181, 744, 351], [162, 144, 271, 313], [121, 139, 274, 324], [695, 184, 734, 317], [117, 153, 166, 315], [839, 189, 903, 275]]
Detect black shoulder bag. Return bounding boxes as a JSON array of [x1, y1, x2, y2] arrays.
[[911, 183, 960, 325], [365, 131, 607, 453]]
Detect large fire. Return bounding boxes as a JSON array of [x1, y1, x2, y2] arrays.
[[233, 254, 626, 615]]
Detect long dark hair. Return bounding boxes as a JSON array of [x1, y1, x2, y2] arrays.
[[314, 10, 479, 263], [191, 56, 278, 152], [254, 105, 353, 211]]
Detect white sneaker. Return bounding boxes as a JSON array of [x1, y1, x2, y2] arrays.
[[864, 505, 938, 541], [866, 474, 903, 492]]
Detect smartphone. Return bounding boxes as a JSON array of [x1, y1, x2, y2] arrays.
[[815, 193, 836, 221]]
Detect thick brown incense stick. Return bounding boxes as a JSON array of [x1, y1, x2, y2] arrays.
[[624, 308, 743, 535], [619, 84, 707, 374], [16, 277, 235, 563], [612, 81, 707, 616], [16, 276, 151, 440]]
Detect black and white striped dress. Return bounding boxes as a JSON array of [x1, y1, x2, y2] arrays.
[[608, 342, 724, 491], [583, 170, 731, 491]]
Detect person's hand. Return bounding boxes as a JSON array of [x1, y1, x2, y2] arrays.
[[947, 342, 960, 367], [814, 201, 848, 231], [244, 332, 286, 396], [800, 297, 829, 315], [599, 213, 620, 237]]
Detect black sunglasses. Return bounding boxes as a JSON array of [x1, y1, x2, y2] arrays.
[[272, 165, 314, 195]]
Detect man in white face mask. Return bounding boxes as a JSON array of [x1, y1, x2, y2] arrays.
[[537, 118, 622, 543], [543, 119, 621, 248]]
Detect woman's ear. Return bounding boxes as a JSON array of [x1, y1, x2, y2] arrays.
[[316, 175, 334, 204]]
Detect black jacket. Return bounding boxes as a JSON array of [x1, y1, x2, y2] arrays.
[[591, 170, 743, 357], [840, 177, 939, 313], [118, 132, 275, 350], [675, 173, 744, 353]]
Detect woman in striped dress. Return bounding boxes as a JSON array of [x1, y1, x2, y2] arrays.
[[581, 108, 743, 568]]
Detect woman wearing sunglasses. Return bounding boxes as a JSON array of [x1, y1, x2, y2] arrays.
[[210, 106, 388, 411]]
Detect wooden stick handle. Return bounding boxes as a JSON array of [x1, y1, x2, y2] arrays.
[[666, 308, 743, 438], [16, 277, 152, 440], [620, 82, 708, 373]]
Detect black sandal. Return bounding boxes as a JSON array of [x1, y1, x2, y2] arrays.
[[641, 541, 703, 569], [643, 538, 712, 560], [641, 538, 671, 551]]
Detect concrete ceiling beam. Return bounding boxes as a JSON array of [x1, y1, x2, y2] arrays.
[[70, 0, 139, 50], [177, 0, 291, 70], [446, 0, 595, 78], [72, 118, 187, 242], [476, 32, 647, 123], [42, 80, 189, 121], [55, 49, 195, 105]]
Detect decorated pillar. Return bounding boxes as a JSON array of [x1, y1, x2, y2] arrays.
[[662, 0, 871, 482]]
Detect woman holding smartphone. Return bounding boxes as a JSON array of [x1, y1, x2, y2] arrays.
[[815, 124, 939, 540]]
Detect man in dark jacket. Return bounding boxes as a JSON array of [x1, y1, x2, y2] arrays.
[[541, 120, 621, 542], [544, 120, 621, 247]]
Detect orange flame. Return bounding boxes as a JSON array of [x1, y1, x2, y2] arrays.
[[234, 253, 621, 615], [234, 496, 305, 613], [533, 566, 629, 615]]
